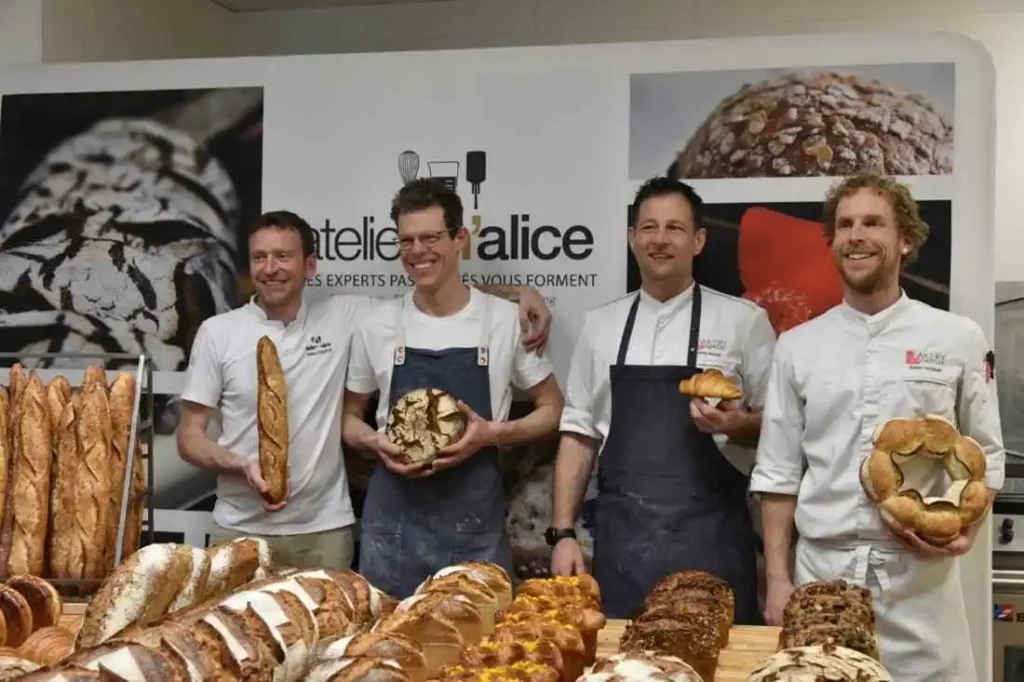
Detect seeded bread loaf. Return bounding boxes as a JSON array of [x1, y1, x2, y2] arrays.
[[669, 70, 953, 179]]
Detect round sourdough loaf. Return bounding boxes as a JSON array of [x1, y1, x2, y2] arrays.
[[386, 388, 466, 466]]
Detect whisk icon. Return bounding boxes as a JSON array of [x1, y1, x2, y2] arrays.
[[398, 150, 420, 185]]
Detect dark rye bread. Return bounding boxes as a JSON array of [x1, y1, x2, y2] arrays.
[[633, 596, 731, 649], [780, 579, 879, 661], [780, 622, 880, 661], [643, 571, 735, 626], [620, 613, 721, 682]]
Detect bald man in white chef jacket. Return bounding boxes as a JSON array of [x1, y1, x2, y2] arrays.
[[750, 173, 1004, 682], [548, 177, 777, 621]]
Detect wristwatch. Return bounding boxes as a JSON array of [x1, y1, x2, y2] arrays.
[[544, 527, 577, 547]]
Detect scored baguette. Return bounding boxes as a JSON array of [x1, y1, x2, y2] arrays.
[[105, 374, 135, 570], [8, 373, 52, 577], [47, 400, 78, 580], [257, 336, 289, 505], [73, 383, 113, 580]]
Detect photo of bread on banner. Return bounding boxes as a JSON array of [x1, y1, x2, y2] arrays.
[[678, 368, 743, 404], [257, 335, 289, 506], [859, 414, 990, 545], [386, 388, 467, 468]]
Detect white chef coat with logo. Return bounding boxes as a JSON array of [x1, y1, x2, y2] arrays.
[[346, 288, 555, 429], [560, 283, 777, 476], [182, 294, 371, 535], [750, 294, 1004, 682]]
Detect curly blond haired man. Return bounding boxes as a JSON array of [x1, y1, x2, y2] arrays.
[[750, 173, 1004, 681]]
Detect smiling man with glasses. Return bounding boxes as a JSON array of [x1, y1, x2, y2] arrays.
[[342, 178, 565, 598]]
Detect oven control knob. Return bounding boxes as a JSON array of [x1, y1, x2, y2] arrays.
[[1000, 518, 1015, 544]]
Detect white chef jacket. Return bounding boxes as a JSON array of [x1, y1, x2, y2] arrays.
[[346, 288, 555, 429], [749, 293, 1005, 541], [182, 293, 371, 535], [560, 283, 777, 475]]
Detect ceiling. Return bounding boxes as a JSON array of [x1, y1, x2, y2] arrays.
[[209, 0, 451, 10]]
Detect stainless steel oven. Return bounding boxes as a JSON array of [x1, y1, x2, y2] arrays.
[[993, 457, 1024, 681]]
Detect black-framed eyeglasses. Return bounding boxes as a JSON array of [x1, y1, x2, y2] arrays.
[[398, 230, 450, 252]]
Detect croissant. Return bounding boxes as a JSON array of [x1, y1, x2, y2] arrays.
[[678, 369, 742, 400]]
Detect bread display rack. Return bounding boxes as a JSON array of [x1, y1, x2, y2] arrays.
[[0, 351, 156, 600]]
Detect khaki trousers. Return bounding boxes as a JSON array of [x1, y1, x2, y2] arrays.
[[209, 524, 355, 571]]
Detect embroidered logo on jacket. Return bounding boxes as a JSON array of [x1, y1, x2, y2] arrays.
[[904, 349, 946, 373]]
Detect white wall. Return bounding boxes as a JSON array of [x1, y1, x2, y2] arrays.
[[0, 0, 43, 65]]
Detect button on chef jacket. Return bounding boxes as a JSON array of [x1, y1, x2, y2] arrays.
[[749, 294, 1005, 541], [560, 284, 777, 476]]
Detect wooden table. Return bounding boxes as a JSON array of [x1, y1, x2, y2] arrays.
[[55, 609, 779, 681], [597, 620, 779, 681]]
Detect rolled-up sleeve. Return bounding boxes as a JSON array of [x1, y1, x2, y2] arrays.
[[345, 322, 378, 395], [559, 314, 600, 439], [959, 322, 1005, 490], [749, 337, 806, 495], [740, 306, 777, 411]]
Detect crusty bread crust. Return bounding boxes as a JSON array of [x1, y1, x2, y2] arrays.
[[8, 374, 52, 577], [74, 384, 113, 580], [256, 336, 289, 505]]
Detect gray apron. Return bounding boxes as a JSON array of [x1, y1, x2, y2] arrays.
[[358, 296, 513, 599], [592, 284, 761, 622]]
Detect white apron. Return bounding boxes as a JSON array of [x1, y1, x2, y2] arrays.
[[796, 537, 976, 682]]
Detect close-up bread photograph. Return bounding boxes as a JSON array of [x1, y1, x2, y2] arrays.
[[629, 64, 954, 181]]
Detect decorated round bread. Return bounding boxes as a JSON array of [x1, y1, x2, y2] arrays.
[[747, 645, 892, 681], [386, 388, 466, 466], [859, 414, 990, 545]]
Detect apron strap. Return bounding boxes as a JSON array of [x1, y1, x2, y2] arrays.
[[687, 283, 702, 368], [615, 284, 703, 367], [615, 294, 641, 366], [477, 292, 491, 367], [393, 288, 491, 367], [393, 297, 407, 366]]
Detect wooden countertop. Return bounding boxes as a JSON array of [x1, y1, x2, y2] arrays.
[[598, 620, 779, 681], [56, 609, 778, 681]]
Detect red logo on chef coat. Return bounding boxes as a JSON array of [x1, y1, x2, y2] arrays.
[[904, 350, 946, 367]]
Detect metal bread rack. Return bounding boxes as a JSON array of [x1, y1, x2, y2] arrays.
[[0, 351, 156, 596]]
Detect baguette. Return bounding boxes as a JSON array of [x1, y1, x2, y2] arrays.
[[73, 384, 113, 580], [7, 374, 52, 577], [47, 401, 78, 579], [105, 374, 135, 570], [80, 366, 107, 394], [0, 392, 9, 550], [0, 380, 17, 580], [119, 447, 146, 560], [8, 365, 26, 420], [257, 336, 289, 505]]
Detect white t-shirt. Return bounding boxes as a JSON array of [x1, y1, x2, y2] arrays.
[[181, 294, 371, 535], [560, 284, 777, 475], [346, 289, 555, 428]]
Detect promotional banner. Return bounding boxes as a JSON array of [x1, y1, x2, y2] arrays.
[[0, 32, 997, 676]]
